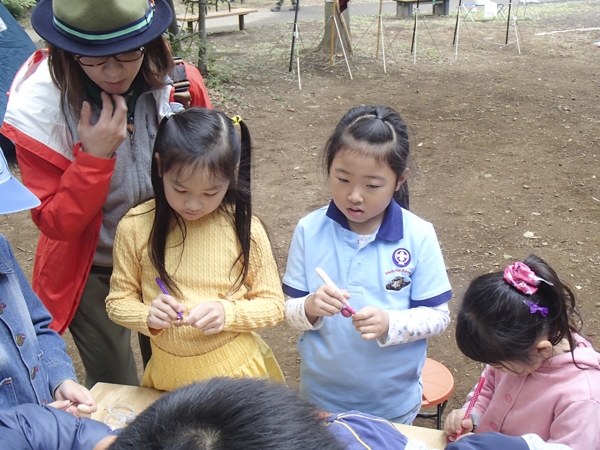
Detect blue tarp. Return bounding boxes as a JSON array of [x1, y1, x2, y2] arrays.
[[0, 4, 37, 122]]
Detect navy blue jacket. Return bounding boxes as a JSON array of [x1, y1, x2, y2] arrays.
[[447, 432, 529, 450], [0, 403, 117, 449]]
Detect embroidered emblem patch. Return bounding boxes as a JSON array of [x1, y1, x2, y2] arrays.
[[392, 248, 411, 267], [386, 276, 411, 291]]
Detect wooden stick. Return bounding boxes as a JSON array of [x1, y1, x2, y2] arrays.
[[329, 1, 336, 65], [375, 0, 383, 57], [335, 0, 353, 54]]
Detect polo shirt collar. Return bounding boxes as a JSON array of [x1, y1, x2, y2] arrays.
[[325, 200, 404, 241]]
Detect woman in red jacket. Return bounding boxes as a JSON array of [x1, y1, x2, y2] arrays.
[[1, 0, 211, 388]]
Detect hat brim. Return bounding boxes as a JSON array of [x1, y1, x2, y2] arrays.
[[0, 176, 41, 215], [31, 0, 173, 57]]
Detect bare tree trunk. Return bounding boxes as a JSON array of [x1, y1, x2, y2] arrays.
[[165, 0, 180, 35], [318, 2, 351, 56]]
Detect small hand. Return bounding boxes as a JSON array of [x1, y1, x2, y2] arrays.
[[184, 302, 225, 335], [351, 306, 389, 340], [77, 92, 128, 159], [147, 294, 187, 331], [444, 408, 473, 440], [53, 379, 97, 418], [455, 432, 474, 441], [305, 285, 349, 323]]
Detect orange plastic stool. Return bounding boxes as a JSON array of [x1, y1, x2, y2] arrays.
[[418, 357, 454, 429]]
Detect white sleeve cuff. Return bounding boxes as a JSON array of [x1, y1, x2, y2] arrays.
[[377, 303, 451, 347], [285, 295, 324, 331], [521, 434, 573, 450]]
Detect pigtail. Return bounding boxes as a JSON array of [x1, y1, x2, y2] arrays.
[[457, 253, 588, 370], [149, 116, 184, 296], [523, 254, 585, 367], [230, 118, 253, 292]]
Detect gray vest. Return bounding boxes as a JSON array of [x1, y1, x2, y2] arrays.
[[64, 91, 160, 266]]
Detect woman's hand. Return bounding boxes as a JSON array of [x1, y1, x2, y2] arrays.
[[184, 302, 225, 335], [147, 294, 186, 331], [351, 306, 389, 340], [444, 408, 473, 440], [52, 379, 97, 418], [304, 284, 349, 323], [77, 92, 128, 159]]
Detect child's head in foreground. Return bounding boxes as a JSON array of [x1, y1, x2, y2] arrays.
[[456, 254, 583, 374], [149, 107, 252, 293], [324, 105, 411, 220], [108, 377, 344, 450]]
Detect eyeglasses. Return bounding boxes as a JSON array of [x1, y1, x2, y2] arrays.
[[74, 47, 146, 67]]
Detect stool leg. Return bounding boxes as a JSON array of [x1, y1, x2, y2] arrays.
[[436, 400, 448, 430]]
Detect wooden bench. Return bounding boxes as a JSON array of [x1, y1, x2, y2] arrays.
[[394, 0, 450, 19], [177, 8, 258, 32]]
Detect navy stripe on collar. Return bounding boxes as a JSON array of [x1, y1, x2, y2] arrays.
[[325, 200, 404, 241]]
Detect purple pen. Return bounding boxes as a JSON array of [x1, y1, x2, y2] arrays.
[[155, 278, 183, 320]]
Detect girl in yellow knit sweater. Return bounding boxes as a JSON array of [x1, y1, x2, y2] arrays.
[[106, 107, 286, 391]]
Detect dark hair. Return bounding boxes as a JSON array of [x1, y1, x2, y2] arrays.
[[150, 108, 252, 295], [323, 105, 410, 209], [47, 36, 174, 118], [456, 254, 584, 369], [108, 378, 345, 450]]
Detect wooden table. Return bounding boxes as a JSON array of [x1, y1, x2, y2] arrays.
[[90, 382, 163, 423], [90, 383, 446, 448]]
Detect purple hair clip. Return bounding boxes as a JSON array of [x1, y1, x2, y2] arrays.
[[503, 261, 552, 295], [523, 299, 548, 318]]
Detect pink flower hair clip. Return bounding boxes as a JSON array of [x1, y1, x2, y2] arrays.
[[504, 262, 553, 317], [504, 261, 553, 295], [503, 261, 552, 295]]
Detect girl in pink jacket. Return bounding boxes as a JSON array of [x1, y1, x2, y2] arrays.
[[445, 254, 600, 450]]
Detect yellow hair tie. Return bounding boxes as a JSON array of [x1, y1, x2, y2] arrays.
[[231, 115, 243, 125]]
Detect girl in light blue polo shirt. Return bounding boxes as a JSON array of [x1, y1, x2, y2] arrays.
[[283, 105, 452, 423]]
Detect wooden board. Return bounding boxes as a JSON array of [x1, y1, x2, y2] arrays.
[[90, 383, 445, 448], [177, 8, 258, 22], [90, 382, 163, 423], [395, 423, 447, 448]]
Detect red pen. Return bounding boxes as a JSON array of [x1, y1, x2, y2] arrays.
[[447, 376, 486, 443]]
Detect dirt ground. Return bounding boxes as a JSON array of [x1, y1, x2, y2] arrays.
[[2, 0, 600, 430]]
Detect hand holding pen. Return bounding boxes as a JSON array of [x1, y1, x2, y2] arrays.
[[304, 267, 356, 320], [446, 376, 486, 443], [147, 278, 186, 331]]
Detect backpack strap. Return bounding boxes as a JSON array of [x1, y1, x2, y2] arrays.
[[172, 56, 192, 107], [172, 56, 191, 92]]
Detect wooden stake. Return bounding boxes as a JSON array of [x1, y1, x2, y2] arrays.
[[336, 0, 353, 54], [375, 0, 383, 57]]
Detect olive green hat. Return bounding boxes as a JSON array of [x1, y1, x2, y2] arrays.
[[31, 0, 173, 57]]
